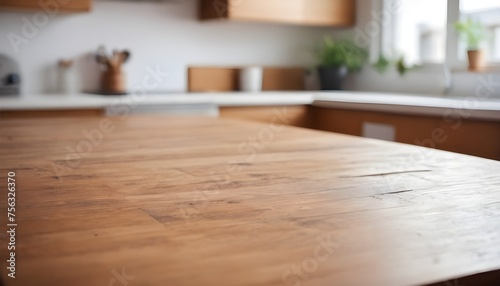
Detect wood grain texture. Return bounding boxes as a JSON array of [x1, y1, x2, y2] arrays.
[[220, 105, 312, 128], [187, 67, 304, 92], [1, 115, 500, 286], [199, 0, 355, 27], [0, 109, 103, 119], [0, 0, 91, 12], [311, 106, 500, 161]]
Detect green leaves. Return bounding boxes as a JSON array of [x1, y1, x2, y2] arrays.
[[372, 54, 420, 76], [454, 19, 488, 50], [373, 54, 391, 73], [316, 36, 368, 71]]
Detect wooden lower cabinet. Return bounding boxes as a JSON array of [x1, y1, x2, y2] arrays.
[[219, 105, 312, 128], [0, 109, 103, 119], [425, 269, 500, 286], [310, 106, 500, 161], [3, 105, 498, 161], [0, 0, 91, 12]]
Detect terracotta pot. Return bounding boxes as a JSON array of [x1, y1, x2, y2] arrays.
[[467, 50, 485, 72], [101, 69, 126, 94]]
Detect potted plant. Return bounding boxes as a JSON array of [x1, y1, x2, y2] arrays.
[[316, 36, 368, 90], [455, 19, 488, 72]]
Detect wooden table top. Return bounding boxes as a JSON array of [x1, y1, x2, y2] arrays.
[[1, 115, 500, 286]]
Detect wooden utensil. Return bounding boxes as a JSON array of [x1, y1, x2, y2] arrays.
[[95, 45, 110, 70], [119, 50, 130, 64]]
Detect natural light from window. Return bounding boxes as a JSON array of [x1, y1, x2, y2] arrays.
[[461, 0, 500, 13], [391, 0, 447, 65]]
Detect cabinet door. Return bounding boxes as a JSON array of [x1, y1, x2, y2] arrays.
[[219, 106, 312, 128], [200, 0, 355, 27], [228, 0, 303, 24], [0, 109, 102, 119], [301, 0, 355, 26], [0, 0, 91, 12]]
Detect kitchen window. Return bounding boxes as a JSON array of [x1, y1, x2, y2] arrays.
[[378, 0, 500, 69]]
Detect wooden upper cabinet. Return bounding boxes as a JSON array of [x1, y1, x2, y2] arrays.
[[200, 0, 355, 27], [224, 0, 304, 24], [0, 0, 92, 12], [302, 0, 356, 26]]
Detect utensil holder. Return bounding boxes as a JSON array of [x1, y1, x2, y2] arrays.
[[101, 69, 126, 94]]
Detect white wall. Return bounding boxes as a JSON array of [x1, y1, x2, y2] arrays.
[[0, 0, 333, 94]]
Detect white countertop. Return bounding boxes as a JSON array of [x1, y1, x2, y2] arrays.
[[1, 91, 499, 121], [0, 92, 314, 110], [314, 92, 500, 121]]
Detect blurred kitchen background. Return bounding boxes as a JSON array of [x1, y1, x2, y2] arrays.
[[0, 0, 498, 97]]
